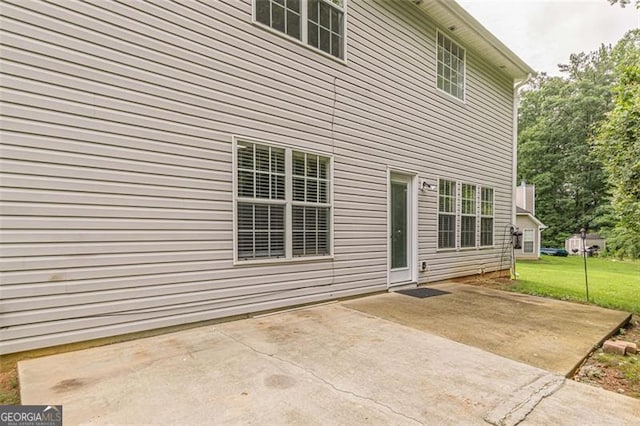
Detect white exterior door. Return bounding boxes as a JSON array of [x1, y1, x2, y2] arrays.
[[389, 172, 415, 286]]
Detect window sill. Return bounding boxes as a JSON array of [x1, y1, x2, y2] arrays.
[[434, 87, 467, 105], [436, 248, 458, 253], [437, 245, 495, 253], [252, 21, 347, 66], [234, 254, 334, 267]]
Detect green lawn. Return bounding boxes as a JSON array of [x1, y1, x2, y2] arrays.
[[512, 256, 640, 314]]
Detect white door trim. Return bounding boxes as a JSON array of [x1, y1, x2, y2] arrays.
[[387, 168, 418, 288]]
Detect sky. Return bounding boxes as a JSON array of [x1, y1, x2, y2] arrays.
[[457, 0, 640, 76]]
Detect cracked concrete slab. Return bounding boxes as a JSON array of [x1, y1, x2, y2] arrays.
[[19, 303, 640, 424], [521, 379, 640, 424], [484, 373, 565, 426]]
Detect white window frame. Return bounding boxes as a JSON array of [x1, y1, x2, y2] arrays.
[[437, 179, 495, 252], [437, 178, 457, 250], [252, 0, 348, 63], [233, 136, 334, 265], [460, 183, 476, 249], [523, 229, 535, 254], [480, 186, 495, 247], [435, 29, 466, 103]]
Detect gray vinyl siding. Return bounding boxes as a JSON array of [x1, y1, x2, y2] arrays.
[[0, 0, 516, 354]]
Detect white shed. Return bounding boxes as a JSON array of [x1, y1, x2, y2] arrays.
[[565, 234, 606, 255]]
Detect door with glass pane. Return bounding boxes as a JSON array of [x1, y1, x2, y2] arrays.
[[389, 173, 414, 285]]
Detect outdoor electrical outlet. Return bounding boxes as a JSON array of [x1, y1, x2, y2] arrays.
[[421, 261, 428, 272]]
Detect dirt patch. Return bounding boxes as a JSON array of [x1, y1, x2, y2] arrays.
[[456, 275, 515, 290], [0, 368, 20, 405], [574, 315, 640, 399]]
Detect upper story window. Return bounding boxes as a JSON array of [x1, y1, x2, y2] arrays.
[[436, 31, 466, 101], [256, 0, 301, 40], [255, 0, 345, 60]]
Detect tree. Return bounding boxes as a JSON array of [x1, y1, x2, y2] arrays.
[[518, 29, 640, 258], [607, 0, 640, 8], [592, 30, 640, 257], [517, 47, 615, 246]]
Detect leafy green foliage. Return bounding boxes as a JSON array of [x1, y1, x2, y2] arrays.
[[518, 48, 613, 246], [518, 30, 640, 257], [592, 30, 640, 258], [607, 0, 640, 8]]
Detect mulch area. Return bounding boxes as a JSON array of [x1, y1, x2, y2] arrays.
[[574, 315, 640, 399]]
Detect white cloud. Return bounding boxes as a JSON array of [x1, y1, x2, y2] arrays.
[[457, 0, 640, 75]]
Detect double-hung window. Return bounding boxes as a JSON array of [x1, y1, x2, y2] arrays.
[[292, 152, 330, 256], [438, 179, 456, 249], [255, 0, 345, 59], [436, 31, 466, 100], [480, 187, 494, 246], [523, 229, 534, 254], [460, 184, 476, 248], [235, 140, 332, 262], [237, 143, 286, 260]]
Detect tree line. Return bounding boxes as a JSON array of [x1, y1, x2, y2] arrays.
[[517, 29, 639, 258]]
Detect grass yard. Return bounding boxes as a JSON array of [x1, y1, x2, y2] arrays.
[[513, 256, 640, 314]]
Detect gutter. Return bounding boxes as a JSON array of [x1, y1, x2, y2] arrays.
[[434, 0, 536, 79], [512, 74, 533, 226]]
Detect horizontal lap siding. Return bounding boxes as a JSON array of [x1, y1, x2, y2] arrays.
[[0, 0, 514, 353], [344, 0, 513, 280]]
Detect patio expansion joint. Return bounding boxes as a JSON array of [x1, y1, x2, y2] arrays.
[[484, 373, 565, 426], [213, 327, 426, 425]]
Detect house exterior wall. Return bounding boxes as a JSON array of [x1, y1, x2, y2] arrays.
[[515, 215, 540, 259], [1, 0, 517, 354]]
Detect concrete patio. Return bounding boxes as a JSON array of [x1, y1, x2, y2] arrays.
[[19, 284, 639, 424], [345, 281, 631, 375]]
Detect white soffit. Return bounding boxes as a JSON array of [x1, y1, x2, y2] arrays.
[[413, 0, 536, 81]]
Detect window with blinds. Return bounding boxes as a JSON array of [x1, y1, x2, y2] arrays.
[[480, 187, 494, 246], [437, 180, 494, 250], [438, 179, 456, 249], [236, 140, 332, 262], [460, 183, 476, 248], [292, 152, 330, 257]]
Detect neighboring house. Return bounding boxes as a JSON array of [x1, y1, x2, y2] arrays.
[[0, 0, 534, 355], [565, 234, 606, 255], [515, 181, 546, 259]]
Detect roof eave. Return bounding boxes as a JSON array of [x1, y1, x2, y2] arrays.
[[414, 0, 536, 81], [516, 211, 547, 228]]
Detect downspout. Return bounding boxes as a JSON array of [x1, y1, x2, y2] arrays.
[[512, 74, 532, 227]]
